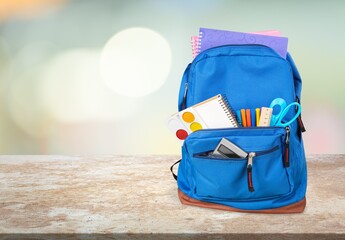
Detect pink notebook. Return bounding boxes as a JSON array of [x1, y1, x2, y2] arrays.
[[191, 36, 199, 59]]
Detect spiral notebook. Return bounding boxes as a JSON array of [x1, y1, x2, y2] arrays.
[[167, 94, 238, 143], [191, 29, 286, 59], [191, 36, 199, 59], [198, 28, 288, 58], [192, 94, 239, 128]]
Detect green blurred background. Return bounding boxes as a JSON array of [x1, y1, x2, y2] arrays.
[[0, 0, 344, 154]]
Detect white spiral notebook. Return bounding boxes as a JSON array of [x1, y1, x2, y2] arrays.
[[192, 94, 239, 128], [167, 94, 238, 143]]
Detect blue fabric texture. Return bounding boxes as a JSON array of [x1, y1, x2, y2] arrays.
[[176, 45, 307, 211]]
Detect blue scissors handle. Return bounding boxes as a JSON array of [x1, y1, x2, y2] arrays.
[[270, 98, 286, 126], [270, 98, 301, 127]]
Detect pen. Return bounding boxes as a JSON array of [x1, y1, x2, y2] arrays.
[[251, 109, 256, 127], [245, 109, 251, 127], [236, 110, 242, 127], [240, 109, 247, 127], [255, 108, 260, 127]]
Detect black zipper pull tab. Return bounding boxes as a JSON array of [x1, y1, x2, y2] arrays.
[[247, 152, 255, 192], [297, 115, 306, 132], [296, 97, 306, 132], [284, 127, 290, 167]]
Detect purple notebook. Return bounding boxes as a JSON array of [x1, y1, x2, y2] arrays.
[[199, 28, 288, 58]]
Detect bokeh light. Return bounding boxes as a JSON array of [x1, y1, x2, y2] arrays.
[[303, 103, 345, 154], [39, 48, 140, 122], [99, 27, 172, 98], [0, 0, 65, 21], [6, 41, 57, 139]]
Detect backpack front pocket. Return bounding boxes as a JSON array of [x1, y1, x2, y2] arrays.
[[183, 127, 291, 201]]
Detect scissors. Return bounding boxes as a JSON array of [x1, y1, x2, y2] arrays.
[[269, 98, 301, 127]]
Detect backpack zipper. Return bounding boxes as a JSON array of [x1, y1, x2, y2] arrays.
[[284, 126, 290, 167], [246, 152, 256, 192], [193, 44, 283, 62], [246, 145, 280, 192]]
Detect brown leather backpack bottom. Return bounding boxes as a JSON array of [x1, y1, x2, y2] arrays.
[[178, 189, 306, 214]]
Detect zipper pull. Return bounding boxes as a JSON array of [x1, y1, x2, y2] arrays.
[[247, 152, 255, 192], [297, 115, 306, 132], [284, 127, 290, 167], [296, 97, 306, 132]]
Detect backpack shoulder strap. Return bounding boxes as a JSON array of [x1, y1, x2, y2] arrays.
[[170, 159, 181, 181], [178, 63, 191, 111], [286, 53, 302, 100]]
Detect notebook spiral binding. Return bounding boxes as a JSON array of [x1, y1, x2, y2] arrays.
[[191, 35, 201, 59], [197, 31, 202, 52], [219, 94, 239, 127]]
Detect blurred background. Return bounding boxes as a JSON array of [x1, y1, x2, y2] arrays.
[[0, 0, 344, 155]]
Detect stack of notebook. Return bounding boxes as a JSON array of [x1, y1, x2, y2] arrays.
[[191, 28, 288, 59]]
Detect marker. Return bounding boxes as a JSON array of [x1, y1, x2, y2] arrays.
[[251, 109, 256, 127], [246, 109, 251, 127], [255, 108, 260, 126], [240, 109, 247, 127], [236, 110, 242, 127]]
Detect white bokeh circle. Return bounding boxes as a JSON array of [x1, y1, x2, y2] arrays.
[[99, 27, 171, 98], [39, 49, 140, 122]]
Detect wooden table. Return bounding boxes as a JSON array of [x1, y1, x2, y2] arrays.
[[0, 155, 344, 239]]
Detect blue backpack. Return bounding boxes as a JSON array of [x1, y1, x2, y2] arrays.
[[171, 45, 307, 213]]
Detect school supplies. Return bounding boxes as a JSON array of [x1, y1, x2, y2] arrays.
[[191, 36, 199, 59], [252, 30, 281, 37], [213, 138, 248, 159], [236, 98, 301, 128], [269, 98, 302, 127], [238, 109, 257, 127], [198, 28, 288, 58], [255, 108, 260, 127], [251, 109, 256, 127], [240, 109, 247, 127], [167, 94, 238, 143], [245, 109, 252, 127], [236, 110, 242, 127], [258, 107, 273, 126], [192, 30, 283, 59]]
